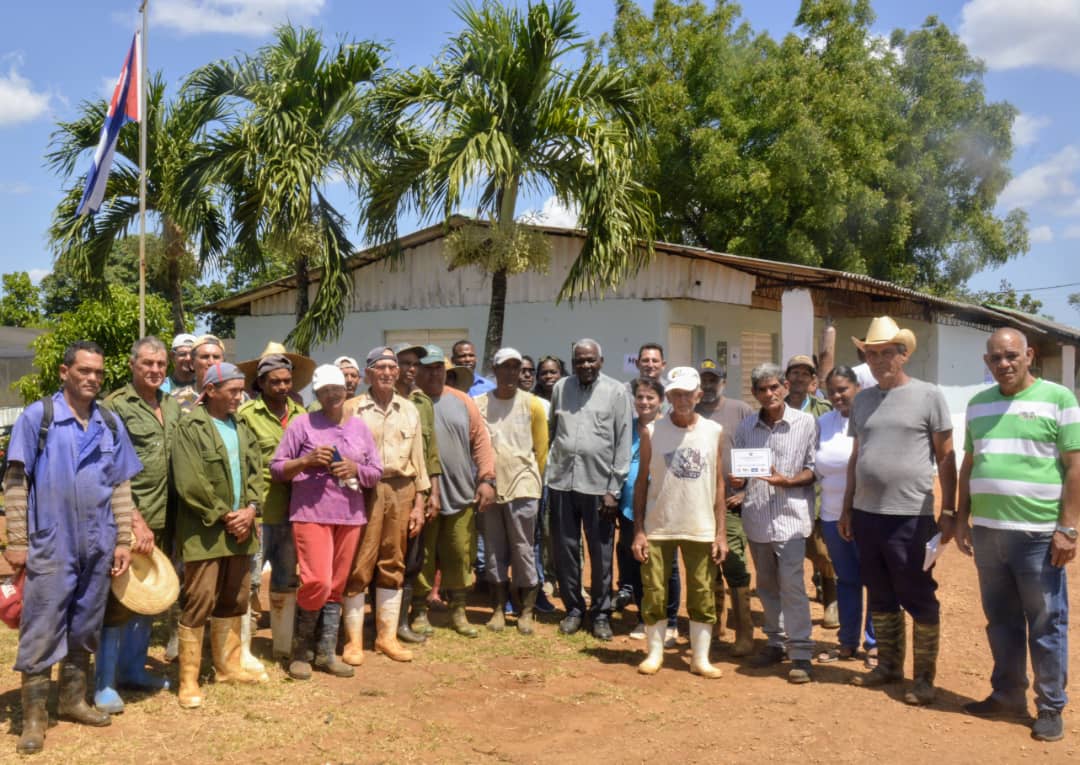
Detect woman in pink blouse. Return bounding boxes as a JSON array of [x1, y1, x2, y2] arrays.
[[271, 365, 382, 680]]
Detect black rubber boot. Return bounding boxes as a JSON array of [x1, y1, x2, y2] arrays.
[[16, 672, 50, 755], [58, 650, 111, 727], [314, 602, 355, 678], [396, 584, 427, 644], [288, 607, 319, 680]]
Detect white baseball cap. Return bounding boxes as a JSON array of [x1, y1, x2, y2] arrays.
[[312, 364, 347, 391], [493, 347, 523, 367], [665, 366, 701, 392], [171, 333, 198, 350]]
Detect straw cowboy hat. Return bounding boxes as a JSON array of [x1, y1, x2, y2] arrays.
[[852, 316, 917, 356], [237, 341, 316, 391], [111, 546, 180, 615]]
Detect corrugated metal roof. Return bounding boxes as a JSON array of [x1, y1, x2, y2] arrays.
[[202, 219, 1080, 346]]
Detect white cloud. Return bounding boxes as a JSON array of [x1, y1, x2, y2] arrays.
[[998, 145, 1080, 210], [1029, 224, 1054, 243], [960, 0, 1080, 74], [0, 58, 50, 126], [153, 0, 325, 37], [0, 182, 31, 195], [518, 196, 580, 228], [27, 269, 50, 285], [1012, 113, 1050, 148]]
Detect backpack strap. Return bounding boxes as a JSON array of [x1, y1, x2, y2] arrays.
[[36, 396, 53, 457]]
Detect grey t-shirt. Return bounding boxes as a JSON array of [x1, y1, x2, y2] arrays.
[[698, 396, 753, 498], [848, 378, 952, 516], [431, 392, 476, 515]]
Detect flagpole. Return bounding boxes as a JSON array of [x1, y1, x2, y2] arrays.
[[138, 0, 148, 337]]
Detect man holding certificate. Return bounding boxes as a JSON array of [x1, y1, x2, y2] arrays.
[[732, 363, 818, 684]]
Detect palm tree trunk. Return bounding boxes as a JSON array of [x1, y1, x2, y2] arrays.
[[482, 268, 508, 374], [480, 178, 519, 373], [163, 218, 187, 335], [294, 255, 311, 355]]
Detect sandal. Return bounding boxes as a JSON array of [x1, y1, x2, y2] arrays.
[[864, 647, 879, 669], [816, 646, 856, 663]]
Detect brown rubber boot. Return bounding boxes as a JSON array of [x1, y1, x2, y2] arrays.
[[16, 672, 50, 754], [210, 617, 258, 684], [57, 650, 111, 727], [730, 587, 755, 657], [904, 620, 940, 705], [177, 624, 204, 709], [852, 612, 905, 687]]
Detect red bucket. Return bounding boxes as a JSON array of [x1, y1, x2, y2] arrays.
[[0, 570, 25, 629]]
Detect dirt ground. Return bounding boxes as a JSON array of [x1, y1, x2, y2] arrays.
[[0, 544, 1077, 764]]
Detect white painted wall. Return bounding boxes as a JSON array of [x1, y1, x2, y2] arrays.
[[235, 299, 669, 379]]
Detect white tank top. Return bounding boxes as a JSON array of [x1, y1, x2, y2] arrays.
[[644, 416, 722, 542]]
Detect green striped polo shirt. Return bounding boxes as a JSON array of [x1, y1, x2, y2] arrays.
[[965, 378, 1080, 531]]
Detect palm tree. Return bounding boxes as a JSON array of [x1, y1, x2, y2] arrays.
[[47, 75, 228, 334], [183, 25, 385, 355], [364, 0, 656, 370]]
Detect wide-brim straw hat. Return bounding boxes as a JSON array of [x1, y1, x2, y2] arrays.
[[237, 341, 316, 391], [852, 316, 917, 356], [111, 546, 180, 615], [445, 360, 475, 392]]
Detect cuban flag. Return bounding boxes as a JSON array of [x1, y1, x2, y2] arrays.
[[76, 32, 141, 217]]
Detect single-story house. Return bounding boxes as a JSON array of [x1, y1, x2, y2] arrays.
[[0, 326, 47, 413], [206, 219, 1080, 426]]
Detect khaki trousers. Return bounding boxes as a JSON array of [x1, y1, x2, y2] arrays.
[[181, 555, 252, 628], [347, 477, 416, 594]]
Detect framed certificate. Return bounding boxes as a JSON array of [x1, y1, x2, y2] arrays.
[[730, 448, 771, 478]]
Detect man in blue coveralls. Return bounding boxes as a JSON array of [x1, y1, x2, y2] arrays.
[[2, 341, 141, 755]]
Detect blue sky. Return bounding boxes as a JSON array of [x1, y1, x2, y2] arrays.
[[1, 0, 1077, 324]]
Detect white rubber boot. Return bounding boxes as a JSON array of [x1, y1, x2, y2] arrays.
[[270, 592, 297, 659], [341, 593, 366, 666], [374, 588, 413, 662], [637, 622, 667, 675], [240, 605, 270, 682], [689, 620, 723, 679]]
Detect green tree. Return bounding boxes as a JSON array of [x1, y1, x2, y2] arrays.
[[974, 279, 1043, 315], [364, 0, 656, 370], [604, 0, 1026, 292], [183, 25, 385, 355], [15, 284, 172, 403], [0, 272, 43, 327], [46, 74, 227, 334]]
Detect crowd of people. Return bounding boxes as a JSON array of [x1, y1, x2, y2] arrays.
[[1, 316, 1076, 755]]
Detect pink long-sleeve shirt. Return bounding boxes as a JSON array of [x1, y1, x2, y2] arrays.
[[270, 411, 382, 525]]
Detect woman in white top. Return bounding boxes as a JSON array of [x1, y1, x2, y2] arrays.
[[632, 367, 727, 679], [815, 366, 877, 665]]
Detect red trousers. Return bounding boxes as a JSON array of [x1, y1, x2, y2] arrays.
[[292, 522, 364, 612]]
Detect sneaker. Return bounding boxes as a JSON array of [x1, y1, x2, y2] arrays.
[[629, 621, 646, 640], [963, 696, 1029, 721], [664, 625, 679, 648], [788, 659, 813, 684], [1031, 710, 1064, 742], [748, 645, 786, 668], [592, 618, 614, 642], [559, 614, 582, 635], [612, 588, 633, 613], [534, 590, 557, 614]]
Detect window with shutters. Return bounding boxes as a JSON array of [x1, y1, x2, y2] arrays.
[[739, 330, 778, 405]]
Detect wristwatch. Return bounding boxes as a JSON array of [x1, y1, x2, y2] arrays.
[[1055, 525, 1078, 540]]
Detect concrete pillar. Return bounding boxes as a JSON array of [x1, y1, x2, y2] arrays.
[[781, 289, 815, 367], [1063, 344, 1076, 392]]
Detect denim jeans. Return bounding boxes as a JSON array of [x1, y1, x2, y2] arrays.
[[262, 521, 298, 593], [821, 520, 876, 651], [972, 526, 1069, 713]]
